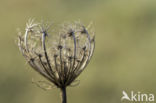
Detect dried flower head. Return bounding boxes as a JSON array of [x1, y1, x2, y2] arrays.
[[17, 19, 95, 103]]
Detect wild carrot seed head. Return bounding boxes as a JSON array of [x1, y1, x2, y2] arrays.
[[18, 19, 95, 88]]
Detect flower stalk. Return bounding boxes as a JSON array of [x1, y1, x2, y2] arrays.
[[61, 87, 67, 103]]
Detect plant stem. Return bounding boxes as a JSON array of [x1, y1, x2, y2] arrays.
[[61, 87, 67, 103]]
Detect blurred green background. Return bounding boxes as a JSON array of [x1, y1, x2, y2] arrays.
[[1, 0, 156, 103]]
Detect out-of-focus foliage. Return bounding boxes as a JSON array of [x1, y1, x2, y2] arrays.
[[0, 0, 156, 103]]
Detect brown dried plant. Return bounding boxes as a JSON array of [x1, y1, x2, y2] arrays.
[[17, 19, 95, 103]]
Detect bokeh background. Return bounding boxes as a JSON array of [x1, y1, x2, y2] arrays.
[[1, 0, 156, 103]]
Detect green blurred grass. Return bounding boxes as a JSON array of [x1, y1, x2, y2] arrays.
[[1, 0, 156, 103]]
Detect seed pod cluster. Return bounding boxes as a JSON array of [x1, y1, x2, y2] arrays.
[[18, 19, 95, 88]]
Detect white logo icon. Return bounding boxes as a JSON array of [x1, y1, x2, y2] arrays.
[[121, 91, 154, 102], [121, 91, 131, 101]]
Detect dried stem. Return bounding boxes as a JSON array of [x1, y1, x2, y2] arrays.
[[61, 87, 67, 103]]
